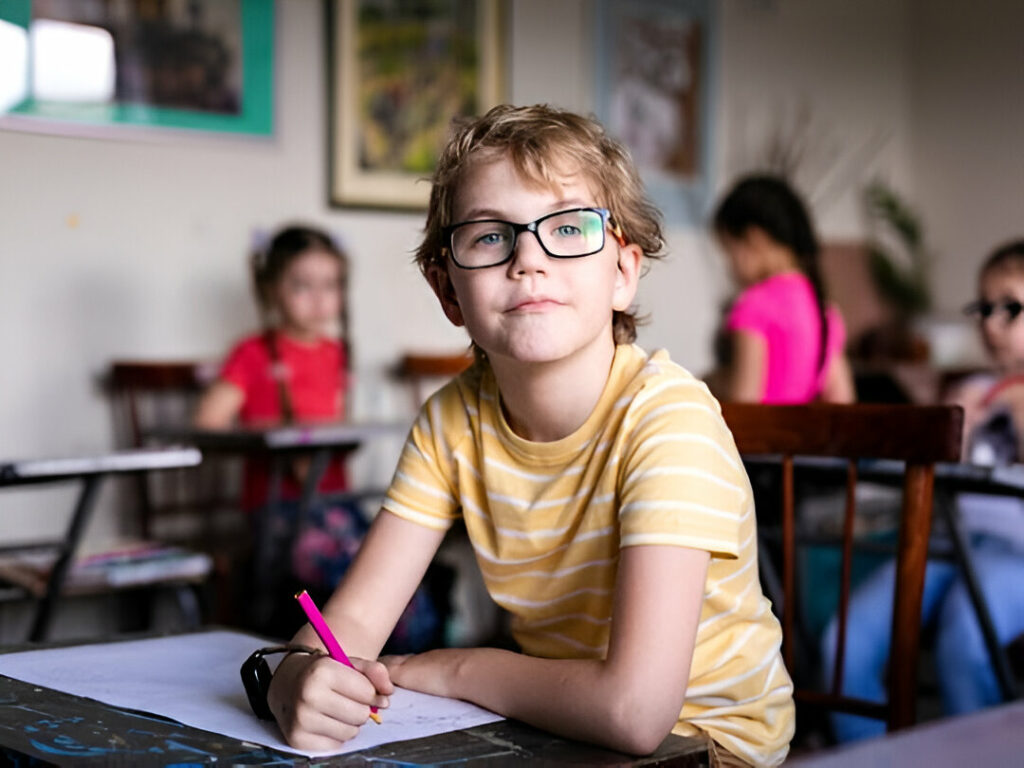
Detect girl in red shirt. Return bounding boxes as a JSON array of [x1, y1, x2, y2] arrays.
[[196, 225, 440, 650]]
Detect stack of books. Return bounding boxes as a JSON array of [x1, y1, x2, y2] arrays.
[[0, 540, 213, 597]]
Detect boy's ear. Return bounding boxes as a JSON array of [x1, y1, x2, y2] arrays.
[[426, 262, 465, 327], [612, 243, 643, 312]]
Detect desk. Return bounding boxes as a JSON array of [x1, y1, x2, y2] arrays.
[[0, 641, 707, 767], [787, 699, 1024, 766], [0, 447, 202, 641], [147, 423, 409, 630], [746, 455, 1022, 703]]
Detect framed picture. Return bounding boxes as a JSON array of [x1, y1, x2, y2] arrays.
[[594, 0, 716, 226], [0, 0, 274, 139], [328, 0, 505, 209]]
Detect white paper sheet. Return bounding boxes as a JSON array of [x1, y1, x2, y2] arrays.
[[0, 630, 504, 758]]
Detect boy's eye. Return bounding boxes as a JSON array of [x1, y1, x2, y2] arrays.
[[552, 224, 583, 238], [475, 230, 509, 247]]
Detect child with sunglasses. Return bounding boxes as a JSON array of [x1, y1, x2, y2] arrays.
[[264, 105, 794, 767], [954, 240, 1024, 460], [821, 238, 1024, 743]]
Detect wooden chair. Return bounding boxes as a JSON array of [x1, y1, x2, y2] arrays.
[[107, 360, 248, 625], [392, 351, 474, 413], [720, 403, 963, 733], [107, 360, 241, 543]]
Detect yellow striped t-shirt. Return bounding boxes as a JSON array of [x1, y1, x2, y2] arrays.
[[383, 344, 794, 766]]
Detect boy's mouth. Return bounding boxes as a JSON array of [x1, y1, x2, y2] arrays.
[[508, 295, 562, 312]]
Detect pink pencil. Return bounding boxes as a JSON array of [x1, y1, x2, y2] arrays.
[[295, 590, 381, 724]]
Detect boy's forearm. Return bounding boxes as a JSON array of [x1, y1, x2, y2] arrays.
[[448, 647, 682, 755]]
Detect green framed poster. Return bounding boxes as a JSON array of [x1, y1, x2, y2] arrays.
[[0, 0, 273, 138]]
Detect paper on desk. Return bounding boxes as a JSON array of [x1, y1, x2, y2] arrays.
[[0, 630, 503, 758]]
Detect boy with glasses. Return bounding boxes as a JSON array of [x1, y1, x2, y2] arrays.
[[266, 105, 794, 767]]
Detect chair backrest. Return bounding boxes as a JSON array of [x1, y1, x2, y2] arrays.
[[107, 360, 236, 542], [392, 351, 473, 412], [109, 361, 211, 446], [720, 403, 963, 732]]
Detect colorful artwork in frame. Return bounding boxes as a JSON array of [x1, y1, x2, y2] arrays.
[[328, 0, 505, 209], [594, 0, 716, 226], [0, 0, 274, 139]]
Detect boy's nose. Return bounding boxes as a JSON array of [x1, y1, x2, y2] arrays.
[[508, 230, 548, 275]]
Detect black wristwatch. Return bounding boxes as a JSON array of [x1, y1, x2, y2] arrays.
[[240, 644, 321, 720]]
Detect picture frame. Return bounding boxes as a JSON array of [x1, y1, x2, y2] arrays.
[[594, 0, 716, 226], [0, 0, 274, 140], [327, 0, 505, 209]]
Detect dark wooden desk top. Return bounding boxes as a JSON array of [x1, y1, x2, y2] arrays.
[[0, 672, 707, 767], [743, 454, 1024, 496]]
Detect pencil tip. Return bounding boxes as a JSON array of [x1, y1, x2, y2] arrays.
[[369, 713, 382, 724]]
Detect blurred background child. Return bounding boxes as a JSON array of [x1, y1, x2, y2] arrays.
[[706, 174, 855, 404], [195, 224, 441, 650], [822, 238, 1024, 742], [195, 225, 351, 506]]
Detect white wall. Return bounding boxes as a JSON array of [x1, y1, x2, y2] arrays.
[[718, 0, 914, 236], [4, 0, 1007, 547], [908, 0, 1024, 311]]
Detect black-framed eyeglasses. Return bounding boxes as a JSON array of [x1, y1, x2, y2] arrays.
[[442, 207, 625, 269], [964, 298, 1024, 322]]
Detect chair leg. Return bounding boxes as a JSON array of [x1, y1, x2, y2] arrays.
[[172, 585, 203, 630]]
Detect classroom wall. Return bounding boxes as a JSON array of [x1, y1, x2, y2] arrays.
[[1, 0, 1011, 549], [908, 0, 1024, 311]]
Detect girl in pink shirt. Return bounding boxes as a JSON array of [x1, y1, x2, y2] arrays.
[[711, 174, 854, 404]]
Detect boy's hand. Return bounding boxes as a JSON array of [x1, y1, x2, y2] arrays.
[[380, 649, 464, 699], [267, 652, 392, 751]]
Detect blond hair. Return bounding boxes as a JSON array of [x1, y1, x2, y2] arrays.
[[415, 104, 665, 344]]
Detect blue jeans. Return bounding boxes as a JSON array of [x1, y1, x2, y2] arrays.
[[820, 535, 1024, 742]]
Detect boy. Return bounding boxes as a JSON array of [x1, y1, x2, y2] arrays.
[[266, 105, 794, 766]]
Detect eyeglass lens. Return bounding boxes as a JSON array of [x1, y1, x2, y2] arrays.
[[450, 209, 607, 268], [967, 299, 1024, 321]]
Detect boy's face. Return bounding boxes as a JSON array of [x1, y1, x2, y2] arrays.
[[977, 266, 1024, 372], [428, 157, 641, 369]]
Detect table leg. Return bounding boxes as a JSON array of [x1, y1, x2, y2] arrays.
[[249, 458, 285, 631], [30, 475, 103, 642], [939, 495, 1019, 702]]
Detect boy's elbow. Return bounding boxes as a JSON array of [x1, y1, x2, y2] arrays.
[[602, 712, 674, 755], [602, 690, 680, 755]]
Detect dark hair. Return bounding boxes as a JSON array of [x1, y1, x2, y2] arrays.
[[979, 239, 1024, 280], [251, 224, 349, 422], [713, 173, 828, 371], [416, 103, 665, 345]]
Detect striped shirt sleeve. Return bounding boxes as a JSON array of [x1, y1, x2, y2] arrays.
[[382, 385, 465, 531], [617, 377, 747, 558]]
